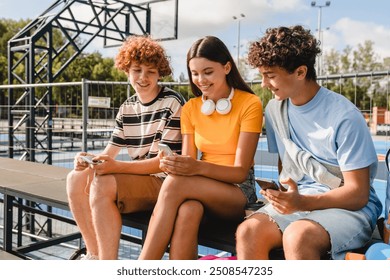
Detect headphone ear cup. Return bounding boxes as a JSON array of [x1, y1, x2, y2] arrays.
[[216, 98, 232, 115], [201, 99, 216, 115]]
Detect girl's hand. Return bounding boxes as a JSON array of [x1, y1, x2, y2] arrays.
[[159, 155, 199, 176]]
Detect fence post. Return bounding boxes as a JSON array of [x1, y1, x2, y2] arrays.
[[82, 79, 89, 152]]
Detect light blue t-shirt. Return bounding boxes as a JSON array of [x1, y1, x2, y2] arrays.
[[265, 87, 382, 227]]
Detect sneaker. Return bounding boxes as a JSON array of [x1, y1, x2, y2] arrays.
[[80, 252, 98, 260]]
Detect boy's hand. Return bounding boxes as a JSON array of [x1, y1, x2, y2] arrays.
[[74, 152, 96, 171], [261, 177, 302, 214]]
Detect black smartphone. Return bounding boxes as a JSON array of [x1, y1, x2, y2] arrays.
[[255, 178, 281, 191]]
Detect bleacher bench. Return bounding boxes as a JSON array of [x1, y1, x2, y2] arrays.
[[0, 157, 243, 258], [2, 157, 385, 260], [0, 250, 24, 260]]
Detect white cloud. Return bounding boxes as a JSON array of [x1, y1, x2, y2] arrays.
[[174, 0, 307, 40], [67, 0, 390, 78], [325, 18, 390, 60], [159, 0, 309, 78]]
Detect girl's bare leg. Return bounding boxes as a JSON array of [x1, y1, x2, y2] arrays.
[[139, 175, 246, 260], [169, 200, 204, 260]]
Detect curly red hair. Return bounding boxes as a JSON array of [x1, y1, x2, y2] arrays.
[[115, 35, 172, 77]]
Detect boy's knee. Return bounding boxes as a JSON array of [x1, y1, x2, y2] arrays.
[[89, 175, 117, 205], [236, 220, 249, 239], [283, 221, 325, 247], [236, 218, 259, 242], [66, 170, 87, 197], [66, 169, 77, 188]]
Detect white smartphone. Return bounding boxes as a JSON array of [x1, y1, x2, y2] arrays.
[[80, 155, 102, 165], [158, 143, 173, 156]]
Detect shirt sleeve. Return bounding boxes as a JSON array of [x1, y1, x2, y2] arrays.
[[335, 108, 377, 171], [180, 101, 195, 135], [240, 96, 263, 133], [264, 106, 278, 154], [160, 95, 185, 154]]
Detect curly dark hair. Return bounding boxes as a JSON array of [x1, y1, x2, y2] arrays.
[[115, 35, 172, 77], [247, 25, 321, 81]]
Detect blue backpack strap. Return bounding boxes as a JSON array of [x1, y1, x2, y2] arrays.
[[385, 149, 390, 216], [384, 148, 390, 243]]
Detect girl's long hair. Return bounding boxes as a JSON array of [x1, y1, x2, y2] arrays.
[[186, 36, 254, 97]]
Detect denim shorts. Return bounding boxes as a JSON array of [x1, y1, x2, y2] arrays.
[[255, 204, 373, 260], [236, 167, 257, 204]]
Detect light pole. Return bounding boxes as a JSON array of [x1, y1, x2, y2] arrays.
[[233, 14, 245, 69], [317, 27, 330, 77], [311, 1, 331, 76]]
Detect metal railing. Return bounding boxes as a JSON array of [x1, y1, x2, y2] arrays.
[[0, 71, 389, 259], [0, 70, 389, 164]]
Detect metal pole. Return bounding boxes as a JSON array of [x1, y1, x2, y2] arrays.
[[233, 14, 245, 69], [237, 20, 240, 68], [311, 1, 331, 77], [7, 42, 14, 159], [317, 7, 322, 75], [29, 43, 35, 162], [82, 78, 89, 152]]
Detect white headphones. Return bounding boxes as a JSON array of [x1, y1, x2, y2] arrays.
[[201, 88, 234, 116]]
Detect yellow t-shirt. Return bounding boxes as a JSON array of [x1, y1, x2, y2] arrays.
[[181, 89, 263, 166]]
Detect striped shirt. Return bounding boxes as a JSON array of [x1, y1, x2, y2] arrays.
[[109, 86, 185, 160]]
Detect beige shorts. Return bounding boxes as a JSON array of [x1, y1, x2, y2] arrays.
[[113, 174, 163, 214]]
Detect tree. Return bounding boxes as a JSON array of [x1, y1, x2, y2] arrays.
[[323, 40, 387, 110], [384, 57, 390, 69], [352, 41, 381, 72], [322, 49, 340, 74]]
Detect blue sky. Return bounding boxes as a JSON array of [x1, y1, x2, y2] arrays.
[[1, 0, 390, 79]]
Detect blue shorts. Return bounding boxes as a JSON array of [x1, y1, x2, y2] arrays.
[[254, 204, 373, 260]]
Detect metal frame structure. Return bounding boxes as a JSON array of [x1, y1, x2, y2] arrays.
[[7, 0, 178, 163]]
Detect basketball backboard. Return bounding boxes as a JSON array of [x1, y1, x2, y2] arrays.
[[102, 0, 178, 47]]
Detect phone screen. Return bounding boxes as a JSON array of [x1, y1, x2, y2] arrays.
[[255, 178, 280, 191]]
